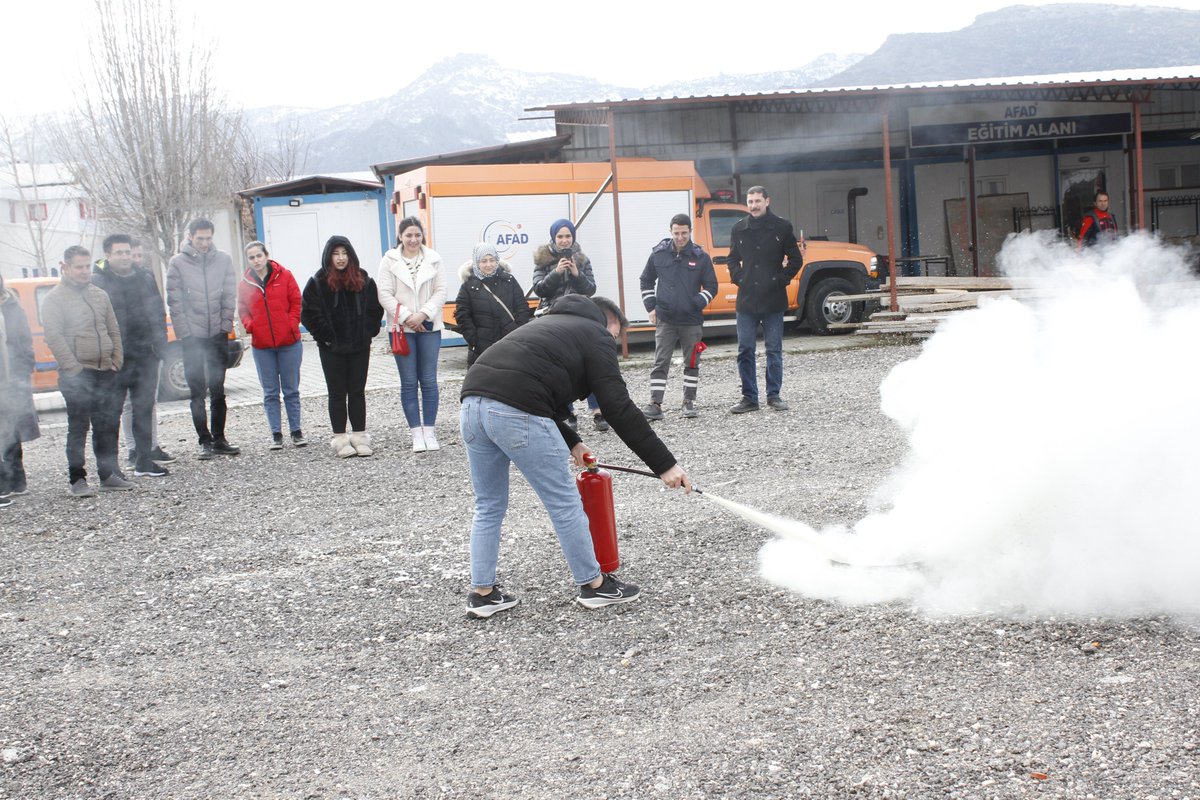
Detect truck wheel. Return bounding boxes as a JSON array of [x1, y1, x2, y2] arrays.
[[158, 349, 190, 401], [805, 277, 862, 335]]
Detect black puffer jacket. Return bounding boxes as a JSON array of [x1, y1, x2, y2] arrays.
[[727, 209, 804, 314], [92, 263, 167, 360], [461, 294, 676, 475], [639, 239, 718, 325], [453, 260, 533, 366], [300, 236, 384, 354], [530, 242, 596, 312]]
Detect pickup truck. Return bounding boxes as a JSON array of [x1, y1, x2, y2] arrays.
[[699, 198, 881, 334], [6, 276, 244, 400]]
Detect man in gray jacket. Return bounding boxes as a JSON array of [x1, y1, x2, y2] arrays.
[[42, 246, 132, 496], [166, 218, 240, 460]]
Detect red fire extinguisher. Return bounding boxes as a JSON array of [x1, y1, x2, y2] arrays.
[[577, 452, 620, 573]]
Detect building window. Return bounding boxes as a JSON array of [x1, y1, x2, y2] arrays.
[[958, 176, 1008, 196], [1157, 163, 1200, 190]]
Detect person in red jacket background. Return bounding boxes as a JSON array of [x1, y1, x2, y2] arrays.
[[1078, 190, 1119, 250], [237, 241, 306, 449]]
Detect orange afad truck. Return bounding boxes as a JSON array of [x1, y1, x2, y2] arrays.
[[389, 161, 882, 335]]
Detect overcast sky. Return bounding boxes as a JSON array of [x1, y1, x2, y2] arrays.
[[4, 0, 1199, 116]]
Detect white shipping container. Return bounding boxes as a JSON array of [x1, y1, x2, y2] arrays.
[[261, 198, 385, 290]]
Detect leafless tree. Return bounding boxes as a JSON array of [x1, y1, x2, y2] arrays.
[[231, 116, 312, 239], [53, 0, 303, 275], [258, 116, 311, 186]]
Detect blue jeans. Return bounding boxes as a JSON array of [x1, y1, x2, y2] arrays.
[[460, 396, 601, 589], [736, 311, 784, 403], [394, 331, 440, 428], [571, 394, 600, 418], [252, 340, 303, 434]]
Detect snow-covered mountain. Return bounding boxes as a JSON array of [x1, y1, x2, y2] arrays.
[[816, 4, 1200, 87], [246, 3, 1200, 176], [244, 52, 865, 174]]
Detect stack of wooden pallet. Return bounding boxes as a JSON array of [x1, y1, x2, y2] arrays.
[[832, 276, 1049, 337]]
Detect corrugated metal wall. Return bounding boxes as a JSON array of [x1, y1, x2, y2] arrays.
[[553, 86, 1200, 266]]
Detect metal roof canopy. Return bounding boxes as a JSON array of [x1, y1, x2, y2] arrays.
[[371, 135, 573, 180], [529, 66, 1200, 115], [239, 174, 382, 199], [529, 67, 1200, 313]]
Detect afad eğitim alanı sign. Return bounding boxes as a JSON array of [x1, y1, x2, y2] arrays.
[[909, 102, 1132, 148]]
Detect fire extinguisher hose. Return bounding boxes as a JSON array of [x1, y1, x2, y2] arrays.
[[594, 463, 703, 494]]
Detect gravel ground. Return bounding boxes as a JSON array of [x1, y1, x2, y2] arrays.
[[3, 334, 1198, 799]]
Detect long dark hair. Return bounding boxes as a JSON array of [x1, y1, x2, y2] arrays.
[[326, 267, 365, 293], [322, 236, 365, 293]]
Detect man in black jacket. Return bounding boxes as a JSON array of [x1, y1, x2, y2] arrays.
[[93, 234, 170, 478], [639, 214, 718, 420], [459, 294, 691, 618], [727, 186, 804, 414]]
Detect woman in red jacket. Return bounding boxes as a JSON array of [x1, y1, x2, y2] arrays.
[[237, 241, 306, 449]]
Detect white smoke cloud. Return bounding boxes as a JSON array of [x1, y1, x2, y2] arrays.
[[759, 232, 1200, 619]]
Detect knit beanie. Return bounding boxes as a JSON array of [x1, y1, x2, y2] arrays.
[[472, 242, 499, 280], [549, 219, 576, 243]]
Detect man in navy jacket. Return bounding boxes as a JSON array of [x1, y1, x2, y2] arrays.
[[638, 214, 718, 420]]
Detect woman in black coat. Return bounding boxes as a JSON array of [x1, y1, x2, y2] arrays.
[[454, 243, 533, 366], [0, 275, 40, 497], [301, 235, 384, 458]]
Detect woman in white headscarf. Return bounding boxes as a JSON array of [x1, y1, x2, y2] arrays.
[[454, 242, 533, 367]]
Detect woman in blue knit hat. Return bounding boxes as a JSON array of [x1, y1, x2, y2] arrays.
[[531, 219, 596, 312], [530, 218, 606, 430]]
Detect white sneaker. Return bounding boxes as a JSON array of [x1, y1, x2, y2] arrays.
[[411, 428, 427, 453], [423, 426, 440, 451]]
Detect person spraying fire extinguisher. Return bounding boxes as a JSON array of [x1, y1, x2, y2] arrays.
[[459, 294, 692, 619]]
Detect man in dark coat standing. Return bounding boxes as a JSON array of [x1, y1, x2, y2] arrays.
[[459, 294, 691, 619], [93, 234, 170, 478], [727, 186, 804, 414]]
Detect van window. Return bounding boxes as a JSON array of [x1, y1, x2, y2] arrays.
[[709, 210, 744, 249], [35, 285, 54, 323]]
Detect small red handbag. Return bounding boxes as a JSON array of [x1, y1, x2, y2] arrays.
[[390, 326, 409, 355]]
